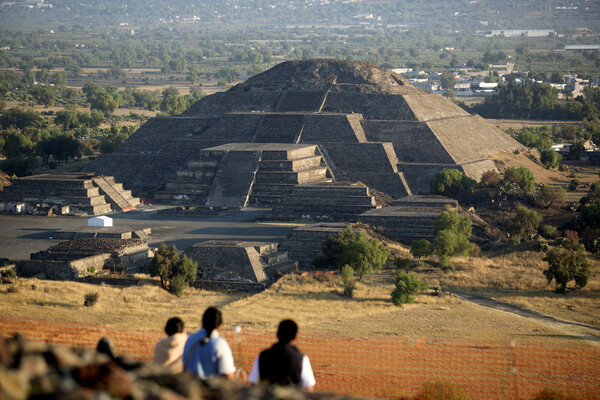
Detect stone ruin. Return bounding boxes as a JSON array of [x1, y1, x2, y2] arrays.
[[183, 241, 297, 291], [0, 172, 140, 215], [15, 238, 154, 280], [85, 59, 525, 203]]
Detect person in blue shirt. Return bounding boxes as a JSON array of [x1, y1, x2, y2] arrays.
[[182, 307, 236, 379]]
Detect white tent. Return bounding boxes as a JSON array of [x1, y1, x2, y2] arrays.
[[88, 215, 113, 227]]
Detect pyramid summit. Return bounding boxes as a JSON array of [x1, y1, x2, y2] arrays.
[[85, 59, 524, 203]]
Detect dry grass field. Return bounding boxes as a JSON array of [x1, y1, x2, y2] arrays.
[[1, 244, 598, 343]]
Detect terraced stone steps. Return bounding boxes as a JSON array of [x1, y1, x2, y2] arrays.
[[0, 173, 136, 215], [357, 195, 458, 243], [266, 183, 378, 222], [279, 223, 353, 269]]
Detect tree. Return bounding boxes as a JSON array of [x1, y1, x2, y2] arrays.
[[391, 270, 428, 306], [440, 72, 457, 90], [313, 227, 390, 279], [91, 93, 117, 115], [540, 149, 561, 169], [432, 210, 474, 270], [149, 244, 198, 296], [510, 206, 542, 240], [410, 239, 433, 260], [503, 167, 535, 193], [429, 169, 476, 197], [543, 241, 590, 293], [535, 185, 565, 208]]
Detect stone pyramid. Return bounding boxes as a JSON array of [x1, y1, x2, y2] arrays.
[[85, 59, 524, 200]]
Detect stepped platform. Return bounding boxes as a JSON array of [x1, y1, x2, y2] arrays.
[[53, 227, 152, 240], [265, 183, 378, 222], [15, 238, 154, 280], [0, 173, 138, 215], [357, 195, 458, 244], [183, 241, 297, 291], [279, 223, 356, 269], [156, 143, 332, 207]]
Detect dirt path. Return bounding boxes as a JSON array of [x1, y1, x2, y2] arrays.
[[457, 293, 600, 345]]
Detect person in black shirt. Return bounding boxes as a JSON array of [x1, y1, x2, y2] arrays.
[[248, 319, 316, 391]]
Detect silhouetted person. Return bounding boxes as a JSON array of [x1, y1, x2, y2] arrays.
[[96, 337, 116, 359], [154, 317, 188, 373], [249, 319, 315, 391], [182, 307, 235, 379]]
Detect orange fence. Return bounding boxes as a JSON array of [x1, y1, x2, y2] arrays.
[[1, 315, 598, 399]]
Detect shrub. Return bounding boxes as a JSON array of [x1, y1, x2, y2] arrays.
[[87, 266, 96, 274], [414, 381, 466, 400], [410, 239, 433, 260], [535, 185, 565, 208], [84, 292, 99, 307], [503, 167, 535, 193], [313, 228, 390, 280], [429, 169, 476, 197], [149, 244, 198, 294], [394, 257, 412, 270], [1, 268, 17, 283], [480, 170, 502, 187], [542, 225, 559, 239], [543, 241, 590, 293], [568, 179, 580, 191], [510, 206, 542, 241], [6, 286, 19, 294], [533, 388, 578, 400], [540, 149, 561, 169], [537, 241, 550, 252], [580, 200, 600, 230], [340, 265, 355, 297], [391, 270, 428, 306]]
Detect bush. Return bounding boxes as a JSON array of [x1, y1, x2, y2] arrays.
[[480, 170, 502, 187], [542, 225, 559, 239], [568, 179, 580, 191], [84, 292, 99, 307], [503, 167, 535, 193], [429, 169, 476, 197], [414, 381, 466, 400], [540, 149, 561, 169], [533, 388, 578, 400], [543, 241, 590, 293], [1, 268, 17, 283], [394, 257, 412, 270], [537, 241, 550, 252], [313, 228, 390, 280], [391, 270, 428, 306], [410, 239, 433, 260], [340, 265, 355, 297], [149, 244, 198, 295], [510, 206, 542, 241]]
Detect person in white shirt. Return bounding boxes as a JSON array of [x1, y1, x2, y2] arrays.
[[153, 317, 188, 373], [182, 307, 235, 379], [249, 319, 315, 391]]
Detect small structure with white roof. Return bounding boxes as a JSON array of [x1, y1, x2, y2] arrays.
[[88, 215, 113, 227]]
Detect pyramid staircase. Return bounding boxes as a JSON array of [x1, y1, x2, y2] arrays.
[[155, 144, 332, 207], [0, 173, 138, 215], [92, 176, 140, 212]]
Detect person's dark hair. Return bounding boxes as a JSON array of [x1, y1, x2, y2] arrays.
[[165, 317, 184, 336], [201, 307, 223, 345], [277, 319, 298, 343], [96, 336, 116, 359]]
